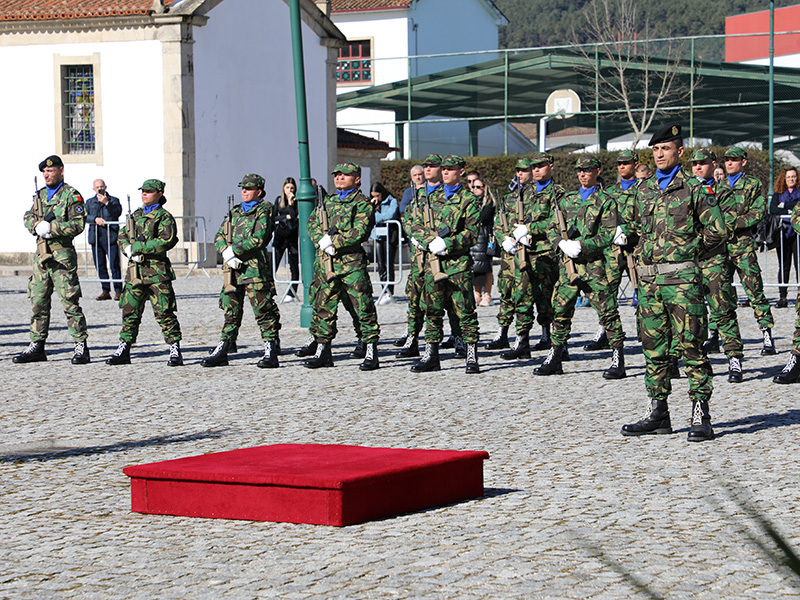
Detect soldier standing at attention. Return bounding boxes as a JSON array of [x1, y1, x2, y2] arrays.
[[14, 155, 90, 364], [409, 154, 481, 374], [721, 146, 776, 355], [691, 149, 745, 383], [536, 155, 626, 380], [201, 174, 281, 368], [773, 200, 800, 384], [106, 179, 183, 366], [304, 163, 380, 370], [619, 125, 727, 442]]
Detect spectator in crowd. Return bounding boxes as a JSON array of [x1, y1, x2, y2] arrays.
[[273, 177, 300, 302], [370, 182, 401, 304], [469, 177, 495, 307], [466, 170, 481, 189], [714, 166, 725, 182], [771, 166, 800, 308], [86, 179, 123, 301], [399, 165, 424, 215], [635, 164, 651, 180]]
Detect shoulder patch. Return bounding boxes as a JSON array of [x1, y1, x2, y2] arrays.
[[705, 190, 718, 207], [75, 204, 85, 214]]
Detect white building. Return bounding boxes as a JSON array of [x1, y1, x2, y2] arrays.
[[330, 0, 529, 158], [0, 0, 344, 258]]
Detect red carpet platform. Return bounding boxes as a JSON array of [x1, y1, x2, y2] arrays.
[[123, 444, 489, 526]]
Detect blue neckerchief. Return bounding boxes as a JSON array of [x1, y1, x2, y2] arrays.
[[46, 182, 64, 201], [536, 179, 552, 193], [241, 199, 259, 213], [620, 178, 636, 191], [337, 188, 356, 200], [656, 165, 681, 191], [425, 183, 442, 195], [579, 185, 597, 202], [444, 183, 461, 199], [728, 172, 744, 187], [143, 203, 159, 215]]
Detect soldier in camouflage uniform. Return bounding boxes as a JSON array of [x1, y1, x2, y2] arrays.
[[719, 146, 776, 355], [304, 163, 380, 370], [106, 179, 183, 366], [408, 154, 481, 373], [536, 155, 626, 380], [201, 174, 281, 368], [774, 201, 800, 384], [619, 125, 727, 442], [690, 149, 745, 383], [14, 155, 90, 364]]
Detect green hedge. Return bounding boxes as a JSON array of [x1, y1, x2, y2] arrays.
[[379, 147, 785, 199]]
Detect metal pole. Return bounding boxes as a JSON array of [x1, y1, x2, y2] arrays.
[[690, 37, 695, 142], [289, 0, 315, 328], [595, 45, 600, 150], [407, 54, 412, 159], [769, 0, 775, 195], [503, 51, 509, 155]]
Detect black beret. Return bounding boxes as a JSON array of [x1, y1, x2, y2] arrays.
[[648, 124, 683, 147], [38, 155, 64, 171]]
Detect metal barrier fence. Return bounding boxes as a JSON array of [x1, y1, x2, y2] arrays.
[[369, 220, 404, 303], [271, 245, 301, 304]]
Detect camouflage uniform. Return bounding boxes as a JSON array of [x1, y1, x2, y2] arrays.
[[23, 180, 88, 344], [604, 177, 640, 301], [117, 198, 181, 345]]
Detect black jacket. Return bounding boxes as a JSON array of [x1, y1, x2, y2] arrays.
[[86, 193, 123, 245], [273, 196, 299, 248], [470, 201, 496, 275]]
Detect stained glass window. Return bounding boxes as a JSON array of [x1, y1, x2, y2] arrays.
[[62, 65, 95, 154], [337, 40, 372, 85]]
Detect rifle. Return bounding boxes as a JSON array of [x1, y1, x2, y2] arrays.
[[33, 177, 53, 263], [317, 187, 336, 283], [411, 193, 425, 273], [126, 195, 143, 286], [514, 185, 530, 269], [423, 189, 448, 282], [554, 205, 580, 283], [222, 194, 237, 293]]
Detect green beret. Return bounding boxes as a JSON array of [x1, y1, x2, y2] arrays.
[[139, 179, 165, 193], [422, 154, 443, 166], [38, 155, 64, 171], [238, 173, 266, 189], [723, 146, 747, 160], [331, 162, 361, 175], [575, 155, 601, 169], [690, 148, 717, 162], [649, 124, 683, 147], [441, 154, 466, 167], [616, 149, 638, 163], [529, 151, 554, 166], [515, 158, 533, 170]]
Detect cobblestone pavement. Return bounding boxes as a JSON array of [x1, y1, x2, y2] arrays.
[[1, 273, 799, 599]]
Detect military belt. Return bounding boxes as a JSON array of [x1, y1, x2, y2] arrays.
[[637, 260, 698, 278], [46, 240, 74, 251]]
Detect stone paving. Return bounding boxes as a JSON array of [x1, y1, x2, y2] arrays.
[[1, 272, 800, 599]]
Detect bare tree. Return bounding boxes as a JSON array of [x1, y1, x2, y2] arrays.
[[573, 0, 697, 147]]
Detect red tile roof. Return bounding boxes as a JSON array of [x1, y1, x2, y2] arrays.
[[331, 0, 411, 13], [0, 0, 180, 22]]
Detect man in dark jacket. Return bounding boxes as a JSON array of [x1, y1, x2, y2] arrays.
[[86, 179, 123, 300]]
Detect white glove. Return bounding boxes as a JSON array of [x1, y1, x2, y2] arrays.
[[225, 257, 243, 269], [502, 236, 517, 254], [131, 254, 144, 264], [324, 245, 336, 256], [35, 221, 51, 238], [318, 234, 333, 253], [410, 237, 424, 250], [513, 223, 529, 243], [558, 239, 582, 259], [124, 246, 133, 259], [613, 225, 628, 246], [428, 236, 447, 256], [222, 246, 236, 263]]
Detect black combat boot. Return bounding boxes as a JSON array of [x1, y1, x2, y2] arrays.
[[776, 296, 789, 308], [727, 356, 743, 383], [393, 332, 408, 348], [453, 336, 466, 359], [761, 328, 776, 356], [465, 342, 480, 374], [13, 341, 47, 364], [702, 329, 720, 354], [485, 325, 509, 350], [561, 344, 571, 362], [410, 342, 440, 372], [201, 340, 230, 367], [229, 341, 238, 354], [106, 341, 131, 365], [440, 336, 456, 349], [773, 353, 800, 384], [534, 345, 563, 376], [359, 342, 379, 371], [167, 342, 183, 367], [500, 331, 530, 360], [670, 356, 681, 379], [395, 333, 419, 358], [304, 340, 333, 368], [621, 398, 672, 436], [584, 326, 610, 351], [532, 325, 552, 351], [274, 338, 282, 356], [603, 346, 626, 379], [257, 340, 279, 369], [71, 341, 90, 365], [350, 339, 367, 359], [295, 335, 317, 357], [687, 399, 714, 442]]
